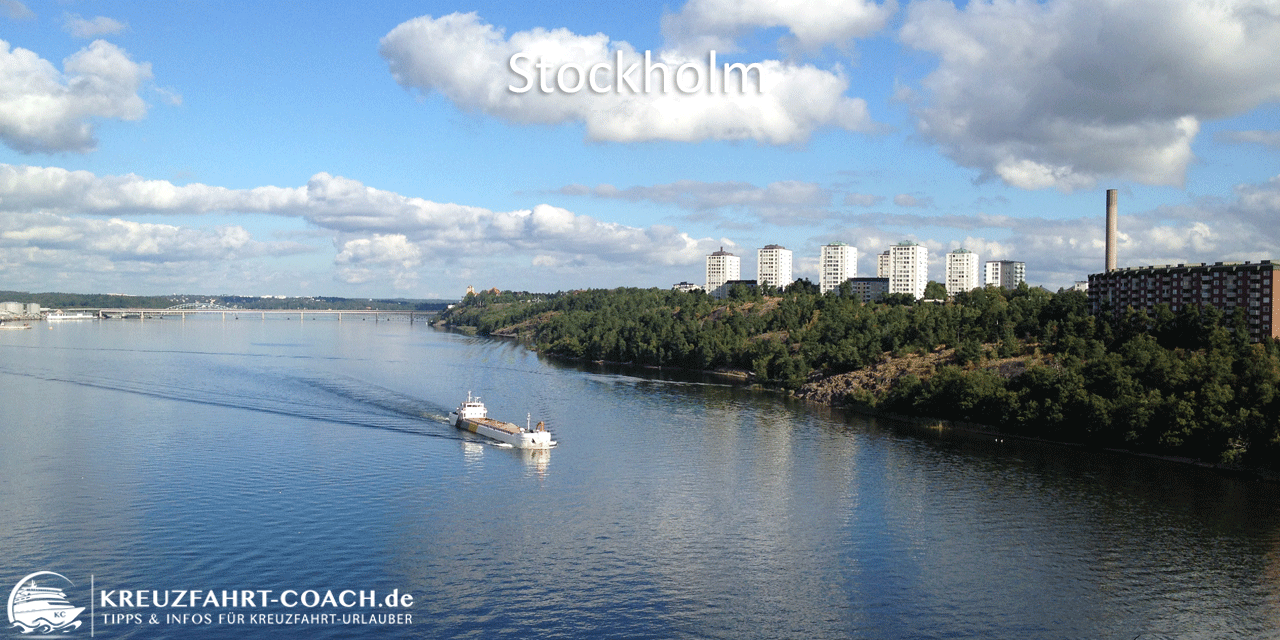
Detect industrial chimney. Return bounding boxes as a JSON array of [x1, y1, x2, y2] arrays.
[[1105, 189, 1117, 272]]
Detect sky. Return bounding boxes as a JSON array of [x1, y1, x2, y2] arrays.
[[1, 0, 1278, 300]]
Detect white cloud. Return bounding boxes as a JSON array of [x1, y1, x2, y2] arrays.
[[661, 0, 895, 54], [900, 0, 1280, 190], [334, 234, 422, 289], [843, 192, 882, 207], [0, 211, 305, 263], [379, 12, 877, 144], [2, 0, 34, 20], [63, 14, 128, 38], [0, 164, 725, 284], [0, 39, 152, 153], [0, 164, 305, 213], [893, 193, 932, 208]]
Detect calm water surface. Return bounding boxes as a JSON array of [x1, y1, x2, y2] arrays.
[[1, 317, 1278, 639]]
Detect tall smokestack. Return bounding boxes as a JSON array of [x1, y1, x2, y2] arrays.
[[1105, 188, 1117, 272]]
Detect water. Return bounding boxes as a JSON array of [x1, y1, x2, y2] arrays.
[[2, 317, 1278, 639]]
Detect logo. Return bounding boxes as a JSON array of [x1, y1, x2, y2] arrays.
[[7, 572, 84, 634]]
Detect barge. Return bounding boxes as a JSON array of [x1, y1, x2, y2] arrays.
[[450, 392, 555, 449]]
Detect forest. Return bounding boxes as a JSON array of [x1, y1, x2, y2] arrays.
[[440, 283, 1280, 472]]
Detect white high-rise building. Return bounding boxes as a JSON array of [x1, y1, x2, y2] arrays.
[[985, 260, 1026, 289], [757, 245, 793, 291], [889, 241, 929, 300], [819, 242, 857, 294], [706, 247, 741, 299], [945, 249, 980, 296], [876, 251, 891, 278]]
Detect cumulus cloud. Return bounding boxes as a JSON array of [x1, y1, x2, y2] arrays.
[[334, 234, 422, 288], [0, 164, 305, 214], [0, 164, 725, 285], [63, 14, 128, 38], [661, 0, 895, 54], [0, 211, 306, 263], [0, 39, 152, 153], [900, 0, 1280, 190], [379, 12, 877, 144]]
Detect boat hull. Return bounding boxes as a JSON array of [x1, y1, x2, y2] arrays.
[[450, 414, 554, 449]]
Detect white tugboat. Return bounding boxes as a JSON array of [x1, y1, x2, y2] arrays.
[[450, 392, 555, 449]]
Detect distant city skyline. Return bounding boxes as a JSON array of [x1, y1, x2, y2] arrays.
[[1, 1, 1278, 298]]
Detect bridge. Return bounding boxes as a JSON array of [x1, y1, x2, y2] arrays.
[[86, 306, 434, 322]]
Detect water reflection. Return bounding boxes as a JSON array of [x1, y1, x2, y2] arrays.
[[3, 320, 1279, 639]]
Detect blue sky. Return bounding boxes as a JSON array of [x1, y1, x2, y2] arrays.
[[1, 0, 1278, 299]]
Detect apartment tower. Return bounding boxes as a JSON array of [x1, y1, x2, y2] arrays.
[[945, 249, 980, 296], [889, 242, 929, 300], [757, 245, 794, 290], [819, 242, 857, 295], [705, 247, 741, 300], [984, 260, 1026, 289]]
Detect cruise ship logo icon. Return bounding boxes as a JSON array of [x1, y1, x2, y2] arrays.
[[7, 572, 84, 634]]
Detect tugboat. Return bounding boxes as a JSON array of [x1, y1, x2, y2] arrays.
[[450, 392, 555, 449]]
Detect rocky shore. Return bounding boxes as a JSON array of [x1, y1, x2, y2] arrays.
[[793, 346, 1050, 407]]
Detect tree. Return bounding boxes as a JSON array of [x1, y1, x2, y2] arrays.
[[924, 280, 947, 300]]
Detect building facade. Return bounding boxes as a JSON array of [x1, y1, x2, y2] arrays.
[[945, 249, 980, 296], [757, 245, 793, 290], [889, 242, 929, 300], [1088, 260, 1279, 342], [672, 282, 702, 293], [819, 242, 857, 295], [847, 277, 890, 303], [984, 260, 1026, 289], [705, 248, 741, 300], [876, 251, 890, 279]]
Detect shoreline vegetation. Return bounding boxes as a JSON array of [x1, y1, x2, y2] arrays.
[[438, 282, 1280, 475]]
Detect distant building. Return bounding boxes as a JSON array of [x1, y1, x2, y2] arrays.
[[876, 251, 890, 279], [945, 249, 980, 296], [889, 242, 929, 300], [706, 247, 741, 300], [757, 245, 793, 290], [1071, 281, 1089, 292], [1089, 260, 1279, 342], [984, 260, 1026, 289], [846, 277, 890, 303], [1, 302, 41, 318], [722, 280, 758, 298], [819, 242, 858, 295], [672, 282, 702, 293]]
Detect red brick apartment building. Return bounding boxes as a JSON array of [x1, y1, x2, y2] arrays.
[[1088, 260, 1280, 342]]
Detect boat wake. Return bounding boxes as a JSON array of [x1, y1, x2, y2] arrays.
[[0, 362, 466, 442]]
